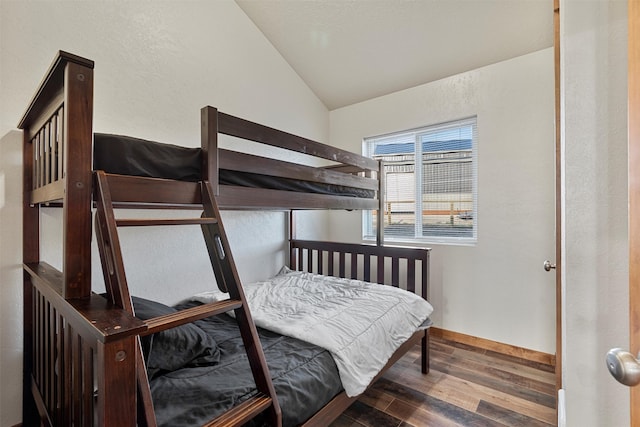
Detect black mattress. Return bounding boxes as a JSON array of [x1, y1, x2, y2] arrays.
[[133, 297, 342, 427], [93, 133, 375, 199]]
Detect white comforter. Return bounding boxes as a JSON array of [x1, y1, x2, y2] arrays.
[[192, 269, 433, 397]]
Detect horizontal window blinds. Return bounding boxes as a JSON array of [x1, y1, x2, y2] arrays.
[[364, 117, 477, 244]]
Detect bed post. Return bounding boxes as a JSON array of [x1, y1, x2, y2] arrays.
[[62, 60, 94, 299], [422, 248, 430, 374], [22, 102, 40, 427], [201, 106, 219, 195], [376, 159, 385, 246], [289, 211, 298, 270]]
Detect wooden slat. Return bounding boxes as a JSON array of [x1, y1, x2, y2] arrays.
[[70, 328, 80, 424], [46, 303, 54, 412], [217, 185, 379, 211], [116, 217, 218, 227], [44, 122, 51, 185], [364, 255, 371, 282], [54, 313, 63, 426], [328, 251, 334, 276], [219, 148, 378, 191], [306, 248, 313, 272], [31, 134, 37, 191], [52, 112, 58, 181], [63, 325, 74, 425], [22, 276, 38, 427], [318, 250, 324, 275], [30, 180, 65, 204], [58, 106, 64, 179], [377, 257, 385, 285], [35, 293, 42, 390], [81, 340, 92, 426], [339, 252, 346, 278], [407, 258, 416, 293], [391, 257, 399, 287], [104, 173, 202, 206], [142, 299, 243, 336], [218, 111, 379, 171], [38, 130, 45, 188], [351, 253, 358, 279]]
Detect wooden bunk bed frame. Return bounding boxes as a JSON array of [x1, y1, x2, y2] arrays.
[[19, 51, 431, 426]]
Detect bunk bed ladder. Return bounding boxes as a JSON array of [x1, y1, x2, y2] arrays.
[[94, 171, 282, 427]]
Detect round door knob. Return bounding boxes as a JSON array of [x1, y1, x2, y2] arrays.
[[543, 260, 556, 271], [606, 348, 640, 386]]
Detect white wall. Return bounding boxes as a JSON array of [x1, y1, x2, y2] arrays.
[[0, 1, 328, 425], [329, 49, 557, 354], [561, 0, 629, 425]]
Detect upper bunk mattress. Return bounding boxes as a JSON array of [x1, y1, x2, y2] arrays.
[[93, 133, 375, 198]]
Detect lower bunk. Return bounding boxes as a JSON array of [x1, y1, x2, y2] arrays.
[[25, 240, 431, 426], [146, 299, 428, 427]]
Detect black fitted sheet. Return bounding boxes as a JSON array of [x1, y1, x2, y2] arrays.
[[149, 301, 343, 427], [93, 133, 375, 198]]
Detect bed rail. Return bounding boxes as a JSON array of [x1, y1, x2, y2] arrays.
[[19, 50, 94, 207], [24, 262, 144, 426], [289, 239, 429, 299], [201, 106, 384, 213]]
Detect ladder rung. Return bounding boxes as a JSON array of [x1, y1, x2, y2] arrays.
[[116, 218, 218, 227], [141, 299, 242, 336], [202, 393, 273, 427]]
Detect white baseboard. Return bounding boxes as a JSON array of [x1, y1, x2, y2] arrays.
[[558, 388, 566, 427]]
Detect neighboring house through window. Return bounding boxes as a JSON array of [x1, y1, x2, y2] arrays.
[[363, 117, 477, 245]]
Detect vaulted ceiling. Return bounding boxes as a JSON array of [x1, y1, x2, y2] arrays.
[[236, 0, 554, 110]]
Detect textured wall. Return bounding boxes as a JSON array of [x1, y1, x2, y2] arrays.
[[330, 49, 556, 354], [0, 1, 328, 425]]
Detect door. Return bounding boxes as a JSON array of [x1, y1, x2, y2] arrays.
[[606, 1, 640, 424]]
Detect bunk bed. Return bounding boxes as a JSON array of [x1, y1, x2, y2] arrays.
[[19, 51, 432, 427]]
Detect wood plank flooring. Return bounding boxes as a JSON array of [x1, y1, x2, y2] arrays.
[[330, 335, 557, 427]]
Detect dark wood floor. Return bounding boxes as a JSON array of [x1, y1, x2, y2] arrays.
[[330, 335, 557, 427]]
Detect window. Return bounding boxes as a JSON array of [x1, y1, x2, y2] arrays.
[[363, 117, 477, 244]]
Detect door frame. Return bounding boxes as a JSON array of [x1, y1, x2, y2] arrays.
[[553, 0, 562, 394], [628, 0, 639, 424]]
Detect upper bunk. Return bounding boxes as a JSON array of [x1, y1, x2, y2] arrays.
[[19, 51, 383, 214]]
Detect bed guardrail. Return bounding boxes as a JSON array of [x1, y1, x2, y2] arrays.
[[25, 262, 144, 426], [289, 239, 429, 299]]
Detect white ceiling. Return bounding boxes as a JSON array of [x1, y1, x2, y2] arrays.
[[236, 0, 554, 110]]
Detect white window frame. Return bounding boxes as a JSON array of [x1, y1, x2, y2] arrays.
[[363, 117, 478, 245]]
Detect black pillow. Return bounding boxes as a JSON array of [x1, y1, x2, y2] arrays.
[[131, 296, 221, 378]]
